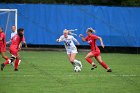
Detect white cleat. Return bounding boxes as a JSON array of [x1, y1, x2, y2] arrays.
[[18, 60, 21, 65], [78, 61, 83, 69]]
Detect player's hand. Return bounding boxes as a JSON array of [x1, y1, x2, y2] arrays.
[[79, 34, 84, 37], [6, 42, 8, 45], [25, 45, 28, 48], [77, 42, 80, 45], [56, 39, 59, 42]]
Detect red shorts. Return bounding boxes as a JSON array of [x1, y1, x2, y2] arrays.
[[91, 50, 100, 57], [9, 47, 19, 56], [0, 45, 6, 52]]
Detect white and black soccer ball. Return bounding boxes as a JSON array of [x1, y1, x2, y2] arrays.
[[74, 66, 81, 72]]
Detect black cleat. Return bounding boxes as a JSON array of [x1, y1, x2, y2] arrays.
[[1, 63, 5, 71], [91, 64, 97, 70], [14, 69, 18, 71], [107, 69, 112, 72]]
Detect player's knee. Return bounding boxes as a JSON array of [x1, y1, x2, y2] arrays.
[[10, 56, 16, 62]]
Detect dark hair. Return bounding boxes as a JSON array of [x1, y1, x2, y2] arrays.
[[17, 28, 24, 37], [17, 28, 24, 32]]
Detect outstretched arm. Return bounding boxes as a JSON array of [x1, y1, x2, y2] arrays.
[[72, 37, 80, 45], [98, 37, 104, 48], [79, 34, 86, 42], [56, 36, 63, 43]]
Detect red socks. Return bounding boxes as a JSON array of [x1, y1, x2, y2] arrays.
[[100, 62, 108, 69], [3, 56, 9, 61], [86, 58, 93, 64], [86, 57, 108, 69], [4, 60, 10, 65], [15, 59, 19, 69]]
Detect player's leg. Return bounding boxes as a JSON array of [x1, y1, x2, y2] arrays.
[[1, 49, 17, 71], [1, 55, 16, 71], [0, 51, 11, 71], [71, 49, 82, 68], [85, 52, 97, 70], [95, 55, 112, 72], [67, 53, 76, 67], [18, 53, 21, 65], [14, 54, 20, 71], [0, 52, 9, 60]]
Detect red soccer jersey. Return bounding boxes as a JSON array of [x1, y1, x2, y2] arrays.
[[0, 32, 6, 47], [85, 34, 100, 51], [10, 34, 25, 50]]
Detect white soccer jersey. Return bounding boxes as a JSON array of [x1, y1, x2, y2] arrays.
[[58, 35, 78, 53], [11, 31, 17, 39]]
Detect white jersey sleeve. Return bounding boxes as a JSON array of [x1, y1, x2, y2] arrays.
[[11, 31, 17, 39], [57, 35, 64, 42], [71, 36, 78, 43]]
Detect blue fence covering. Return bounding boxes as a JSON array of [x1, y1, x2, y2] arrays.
[[0, 4, 140, 47]]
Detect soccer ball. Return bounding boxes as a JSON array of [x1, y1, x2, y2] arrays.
[[74, 66, 81, 72]]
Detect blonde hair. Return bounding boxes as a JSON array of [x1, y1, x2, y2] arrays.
[[63, 29, 69, 34], [86, 27, 96, 33], [63, 29, 77, 36]]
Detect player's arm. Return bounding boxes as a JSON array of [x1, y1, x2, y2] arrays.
[[98, 37, 104, 48], [6, 40, 11, 44], [21, 36, 27, 48], [72, 36, 80, 45], [79, 34, 86, 42], [56, 36, 63, 43], [23, 41, 27, 48], [0, 34, 3, 40]]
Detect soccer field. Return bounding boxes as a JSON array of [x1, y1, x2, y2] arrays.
[[0, 51, 140, 93]]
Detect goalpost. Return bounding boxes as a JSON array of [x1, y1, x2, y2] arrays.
[[0, 9, 17, 40]]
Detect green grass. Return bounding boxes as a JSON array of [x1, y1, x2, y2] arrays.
[[0, 51, 140, 93]]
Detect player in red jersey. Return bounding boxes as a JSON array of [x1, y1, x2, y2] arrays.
[[0, 27, 9, 61], [1, 28, 27, 71], [80, 28, 112, 72]]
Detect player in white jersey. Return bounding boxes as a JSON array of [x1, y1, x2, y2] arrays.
[[7, 26, 17, 44], [11, 26, 17, 39], [56, 29, 82, 69]]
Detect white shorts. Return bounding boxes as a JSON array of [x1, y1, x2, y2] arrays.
[[66, 47, 78, 54]]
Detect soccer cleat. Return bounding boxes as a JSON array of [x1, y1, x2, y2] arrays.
[[18, 60, 21, 65], [10, 62, 14, 67], [1, 63, 5, 71], [14, 69, 18, 71], [91, 64, 97, 70], [107, 69, 112, 72], [78, 61, 82, 69]]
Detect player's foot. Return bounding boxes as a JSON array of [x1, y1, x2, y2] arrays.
[[78, 61, 82, 69], [18, 60, 21, 65], [10, 62, 14, 67], [91, 64, 97, 70], [14, 69, 18, 71], [107, 69, 112, 72], [1, 63, 5, 71]]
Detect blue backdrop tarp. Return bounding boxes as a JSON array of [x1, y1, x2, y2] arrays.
[[0, 4, 140, 47]]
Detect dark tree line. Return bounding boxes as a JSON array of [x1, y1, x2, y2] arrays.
[[0, 0, 140, 6]]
